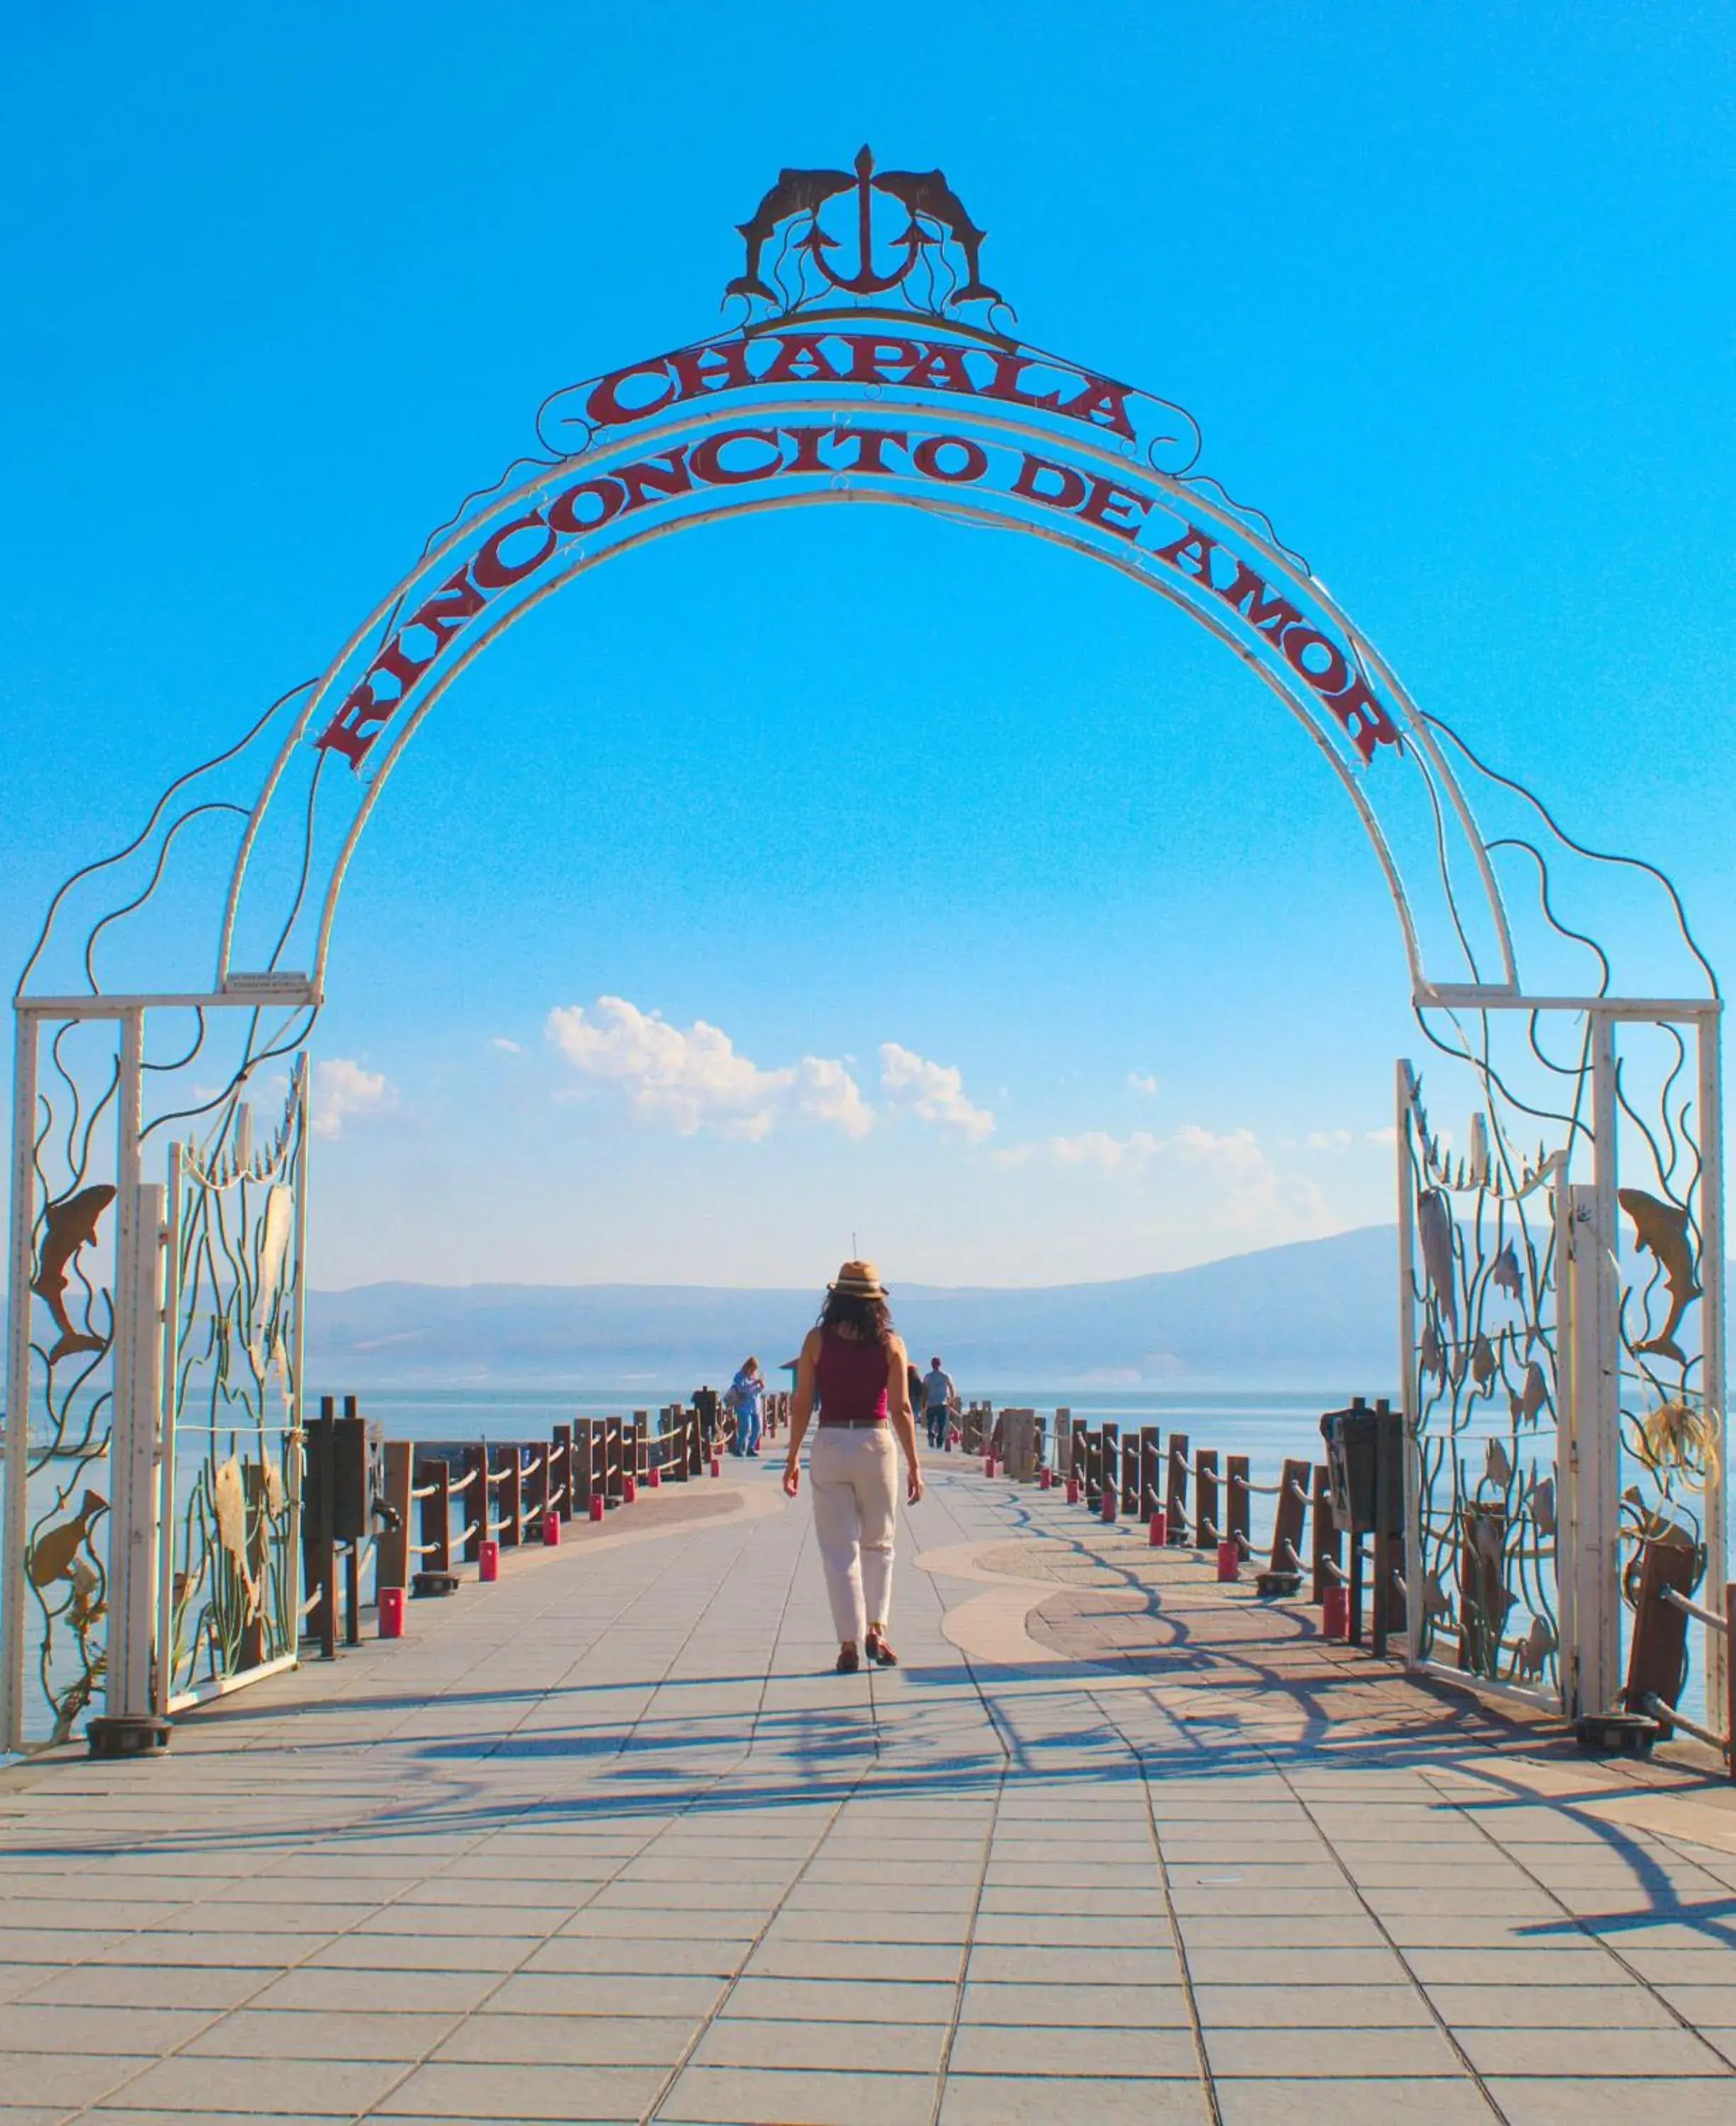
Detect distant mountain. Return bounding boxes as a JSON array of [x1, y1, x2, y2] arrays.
[[307, 1226, 1402, 1392]]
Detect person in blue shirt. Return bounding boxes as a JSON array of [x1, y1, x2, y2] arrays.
[[921, 1358, 957, 1450], [727, 1356, 766, 1456]]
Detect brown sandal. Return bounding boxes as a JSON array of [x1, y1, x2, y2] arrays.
[[865, 1630, 898, 1667]]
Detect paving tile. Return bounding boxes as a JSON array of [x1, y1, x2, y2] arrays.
[[522, 1933, 743, 1976], [1191, 1984, 1432, 2028], [1183, 1947, 1411, 1986], [184, 2007, 461, 2058], [745, 1940, 961, 1982], [249, 1969, 502, 2014], [658, 2065, 939, 2123], [0, 2054, 152, 2108], [485, 1971, 726, 2018], [966, 1943, 1179, 1984], [695, 2019, 947, 2071], [1458, 2025, 1730, 2075], [938, 2073, 1211, 2124], [1426, 1982, 1675, 2027], [1212, 2077, 1493, 2125], [723, 1976, 956, 2023], [80, 2054, 402, 2113], [948, 2024, 1197, 2075], [1483, 2079, 1736, 2126], [432, 2010, 697, 2064], [376, 2061, 667, 2120], [1203, 2025, 1466, 2076], [959, 1980, 1192, 2027]]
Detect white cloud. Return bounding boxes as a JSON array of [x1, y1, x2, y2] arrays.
[[312, 1058, 397, 1140], [1307, 1128, 1354, 1152], [879, 1043, 996, 1142], [1128, 1072, 1160, 1098], [1365, 1125, 1399, 1149], [546, 996, 872, 1141], [490, 1037, 522, 1054]]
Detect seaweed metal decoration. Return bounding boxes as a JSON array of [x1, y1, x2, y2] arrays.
[[162, 1062, 307, 1705], [1404, 1066, 1565, 1695]]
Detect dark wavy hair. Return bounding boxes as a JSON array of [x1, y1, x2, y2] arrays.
[[816, 1289, 895, 1346]]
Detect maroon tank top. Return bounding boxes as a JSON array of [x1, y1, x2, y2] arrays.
[[814, 1329, 890, 1424]]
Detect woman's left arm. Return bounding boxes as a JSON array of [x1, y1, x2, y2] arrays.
[[887, 1338, 924, 1504], [784, 1332, 819, 1496]]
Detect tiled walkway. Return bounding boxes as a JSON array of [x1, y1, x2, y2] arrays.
[[3, 1459, 1736, 2123]]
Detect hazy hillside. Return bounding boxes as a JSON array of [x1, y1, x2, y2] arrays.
[[308, 1226, 1402, 1391]]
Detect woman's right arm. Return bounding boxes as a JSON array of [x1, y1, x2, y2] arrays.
[[783, 1331, 820, 1496]]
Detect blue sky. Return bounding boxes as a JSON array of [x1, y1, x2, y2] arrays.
[[4, 3, 1732, 1290]]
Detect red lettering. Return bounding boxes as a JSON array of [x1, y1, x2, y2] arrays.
[[689, 427, 784, 485], [668, 340, 754, 402], [586, 359, 677, 427], [832, 427, 908, 475], [616, 449, 695, 512], [315, 678, 390, 765], [1014, 453, 1088, 510], [1078, 475, 1149, 539], [911, 434, 988, 483], [1151, 524, 1219, 582], [760, 334, 847, 386], [782, 425, 832, 473], [1322, 673, 1401, 763], [908, 343, 976, 394], [1280, 626, 1351, 697], [405, 566, 485, 651], [367, 636, 432, 694], [548, 476, 627, 535], [1216, 558, 1300, 638], [981, 351, 1064, 414], [843, 337, 925, 384], [1059, 379, 1136, 439], [471, 511, 556, 591]]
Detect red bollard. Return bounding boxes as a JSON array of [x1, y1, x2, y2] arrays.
[[1149, 1509, 1168, 1547], [1066, 1478, 1080, 1506], [623, 1473, 637, 1504], [478, 1539, 500, 1583], [983, 1454, 996, 1478], [1216, 1539, 1239, 1582], [647, 1465, 662, 1487], [1039, 1467, 1053, 1490], [1323, 1584, 1350, 1639], [378, 1587, 405, 1638], [709, 1454, 721, 1478], [587, 1495, 604, 1523], [1100, 1485, 1116, 1524], [542, 1512, 560, 1547]]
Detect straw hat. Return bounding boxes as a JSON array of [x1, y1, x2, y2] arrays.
[[828, 1259, 888, 1299]]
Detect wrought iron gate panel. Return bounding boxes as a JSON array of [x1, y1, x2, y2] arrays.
[[158, 1060, 308, 1710], [1605, 1011, 1726, 1726], [1401, 1062, 1566, 1702]]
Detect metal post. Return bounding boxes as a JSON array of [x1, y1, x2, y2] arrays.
[[91, 1007, 171, 1757], [1564, 1169, 1621, 1719], [1697, 1013, 1727, 1722], [1396, 1059, 1423, 1663], [286, 1056, 309, 1674], [1, 1009, 40, 1753], [153, 1143, 184, 1719]]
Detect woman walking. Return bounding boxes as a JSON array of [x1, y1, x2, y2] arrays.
[[782, 1261, 924, 1672]]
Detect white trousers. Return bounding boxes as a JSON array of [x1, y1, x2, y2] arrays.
[[809, 1426, 898, 1643]]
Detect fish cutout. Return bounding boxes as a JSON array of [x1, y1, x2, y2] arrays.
[[1619, 1187, 1701, 1365], [1514, 1613, 1557, 1678], [1529, 1475, 1557, 1538], [726, 164, 856, 301], [1421, 1324, 1445, 1378], [1417, 1190, 1457, 1327], [1484, 1438, 1512, 1489], [211, 1457, 260, 1620], [1471, 1333, 1497, 1390], [28, 1490, 107, 1589], [249, 1183, 294, 1373], [1423, 1570, 1453, 1619], [871, 166, 1002, 306], [1510, 1361, 1546, 1428], [1492, 1241, 1523, 1299], [30, 1185, 117, 1365]]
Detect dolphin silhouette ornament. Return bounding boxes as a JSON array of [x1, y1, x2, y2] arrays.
[[30, 1184, 117, 1366], [1618, 1186, 1701, 1365], [726, 164, 855, 303]]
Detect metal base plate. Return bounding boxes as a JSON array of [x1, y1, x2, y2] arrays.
[[86, 1715, 171, 1760], [412, 1571, 461, 1599], [1574, 1711, 1659, 1756], [1254, 1570, 1304, 1599]]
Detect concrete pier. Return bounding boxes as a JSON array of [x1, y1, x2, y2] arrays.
[[3, 1461, 1735, 2123]]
